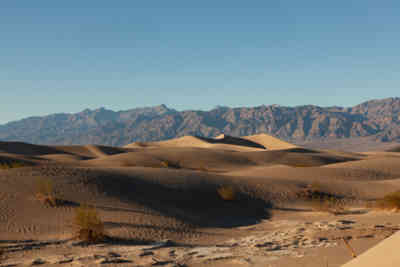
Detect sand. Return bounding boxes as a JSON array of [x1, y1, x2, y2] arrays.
[[1, 135, 400, 267], [342, 230, 400, 267]]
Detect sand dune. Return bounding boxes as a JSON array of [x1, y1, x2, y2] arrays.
[[0, 141, 62, 156], [86, 147, 256, 171], [126, 134, 270, 151], [2, 138, 400, 267], [0, 153, 36, 167], [243, 133, 298, 150], [298, 136, 400, 152], [54, 144, 131, 159], [342, 231, 400, 267], [87, 145, 359, 173], [324, 156, 400, 178], [386, 145, 400, 152]]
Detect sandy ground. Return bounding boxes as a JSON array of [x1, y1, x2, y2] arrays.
[[1, 134, 400, 267]]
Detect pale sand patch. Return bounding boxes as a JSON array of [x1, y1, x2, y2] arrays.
[[342, 230, 400, 267]]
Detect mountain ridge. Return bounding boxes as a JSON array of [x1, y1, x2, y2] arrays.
[[1, 97, 399, 146]]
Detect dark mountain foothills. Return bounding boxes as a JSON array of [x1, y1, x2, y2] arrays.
[[0, 97, 400, 146]]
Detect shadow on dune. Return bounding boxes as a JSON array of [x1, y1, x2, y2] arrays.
[[386, 146, 400, 152], [95, 205, 152, 215], [104, 221, 206, 236], [0, 240, 36, 244], [84, 171, 272, 228], [72, 236, 155, 247], [0, 141, 63, 156], [0, 239, 70, 253], [196, 135, 266, 149], [281, 147, 319, 153], [73, 236, 194, 248], [55, 199, 80, 207], [272, 207, 313, 212]]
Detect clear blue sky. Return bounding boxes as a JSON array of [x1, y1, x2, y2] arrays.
[[0, 1, 399, 124]]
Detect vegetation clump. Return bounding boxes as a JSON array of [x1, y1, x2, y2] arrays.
[[35, 177, 58, 207], [73, 204, 105, 243], [0, 161, 27, 169], [301, 183, 346, 214], [217, 185, 236, 201], [310, 196, 346, 215], [376, 191, 400, 211], [160, 160, 181, 169]]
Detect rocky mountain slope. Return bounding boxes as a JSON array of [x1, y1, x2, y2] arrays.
[[0, 98, 399, 146]]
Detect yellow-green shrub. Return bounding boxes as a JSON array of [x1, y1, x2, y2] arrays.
[[74, 204, 105, 242], [0, 161, 26, 169], [160, 160, 181, 169], [35, 177, 57, 207]]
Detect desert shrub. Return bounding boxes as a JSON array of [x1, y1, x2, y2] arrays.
[[160, 160, 181, 169], [311, 196, 346, 215], [35, 177, 57, 207], [217, 185, 236, 201], [0, 161, 27, 169], [301, 183, 346, 214], [0, 245, 6, 262], [73, 204, 105, 242], [195, 164, 209, 172], [375, 191, 400, 210]]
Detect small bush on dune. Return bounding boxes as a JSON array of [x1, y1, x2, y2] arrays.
[[73, 204, 105, 243], [35, 177, 58, 207], [160, 160, 181, 169], [0, 161, 27, 169], [301, 183, 347, 214], [311, 196, 346, 215], [0, 245, 7, 262], [376, 191, 400, 210], [217, 185, 236, 201]]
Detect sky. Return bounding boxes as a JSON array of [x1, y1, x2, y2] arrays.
[[0, 1, 399, 124]]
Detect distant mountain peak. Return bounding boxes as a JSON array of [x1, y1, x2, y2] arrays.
[[0, 98, 399, 146]]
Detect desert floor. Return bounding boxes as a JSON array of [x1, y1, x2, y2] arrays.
[[1, 134, 400, 267]]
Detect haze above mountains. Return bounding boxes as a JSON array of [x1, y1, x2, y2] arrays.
[[1, 97, 399, 147]]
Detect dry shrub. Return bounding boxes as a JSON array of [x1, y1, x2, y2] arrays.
[[376, 191, 400, 211], [217, 185, 236, 201], [73, 204, 105, 242], [0, 246, 6, 263], [311, 196, 346, 215], [302, 183, 346, 214], [0, 161, 26, 169], [35, 177, 58, 207], [195, 164, 209, 172], [160, 160, 181, 169]]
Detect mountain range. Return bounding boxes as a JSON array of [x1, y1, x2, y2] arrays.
[[1, 97, 400, 146]]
